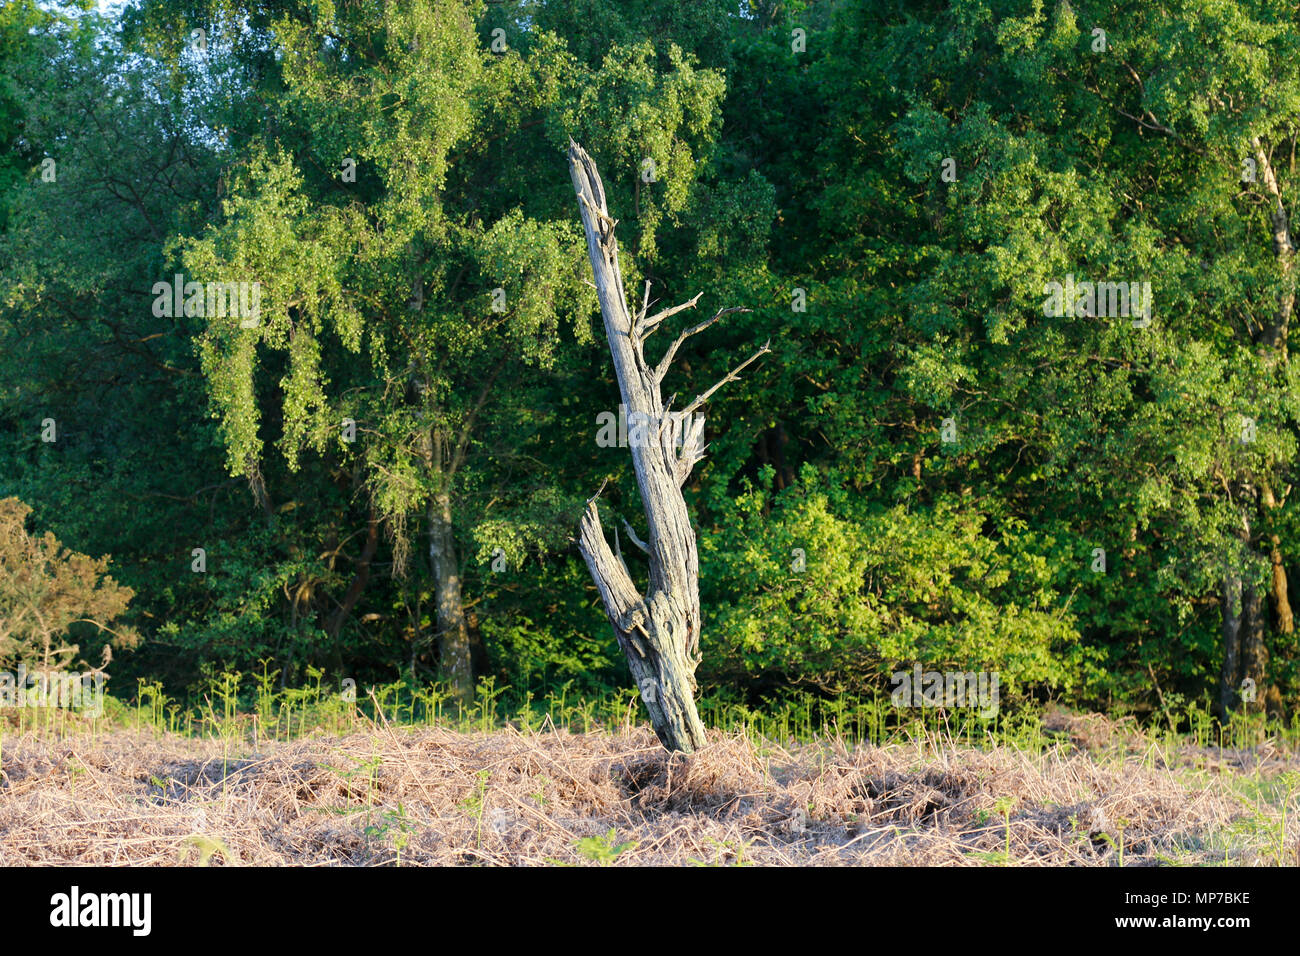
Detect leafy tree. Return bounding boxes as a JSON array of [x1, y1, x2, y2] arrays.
[[0, 497, 137, 670], [178, 1, 731, 701], [1, 0, 1294, 727]]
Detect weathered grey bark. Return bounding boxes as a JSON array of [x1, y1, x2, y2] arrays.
[[567, 140, 768, 753]]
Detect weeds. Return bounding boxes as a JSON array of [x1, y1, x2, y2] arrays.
[[572, 828, 637, 866], [460, 769, 491, 848]]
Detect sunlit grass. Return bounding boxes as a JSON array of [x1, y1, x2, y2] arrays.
[[3, 663, 1296, 760]]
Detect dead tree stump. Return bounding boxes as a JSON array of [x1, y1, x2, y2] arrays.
[[567, 140, 769, 753]]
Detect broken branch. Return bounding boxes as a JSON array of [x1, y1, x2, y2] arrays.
[[655, 306, 751, 383], [638, 291, 703, 340], [619, 514, 650, 554], [680, 339, 773, 419]]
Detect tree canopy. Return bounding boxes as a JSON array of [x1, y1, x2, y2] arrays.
[[1, 0, 1296, 727]]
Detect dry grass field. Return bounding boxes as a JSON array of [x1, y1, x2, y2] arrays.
[[2, 709, 1297, 866]]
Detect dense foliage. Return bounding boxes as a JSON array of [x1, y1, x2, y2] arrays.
[[2, 0, 1297, 724]]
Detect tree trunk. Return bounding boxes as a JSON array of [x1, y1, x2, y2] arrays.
[[1251, 137, 1294, 358], [1222, 140, 1298, 720], [567, 140, 768, 753], [1218, 567, 1242, 721], [429, 490, 473, 706], [1239, 582, 1268, 716], [1219, 516, 1269, 721], [1259, 481, 1294, 636], [1267, 540, 1292, 631]]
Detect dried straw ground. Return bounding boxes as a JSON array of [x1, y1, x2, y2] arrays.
[[1, 713, 1296, 865]]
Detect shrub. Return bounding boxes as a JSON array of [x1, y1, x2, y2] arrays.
[[0, 496, 137, 669]]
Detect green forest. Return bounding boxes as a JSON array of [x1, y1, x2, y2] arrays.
[[3, 0, 1299, 738]]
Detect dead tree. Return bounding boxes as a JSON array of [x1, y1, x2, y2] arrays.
[[567, 140, 769, 753]]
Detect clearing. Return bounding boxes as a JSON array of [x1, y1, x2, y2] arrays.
[[1, 710, 1296, 865]]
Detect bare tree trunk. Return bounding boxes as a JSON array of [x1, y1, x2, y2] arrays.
[[567, 140, 768, 753]]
